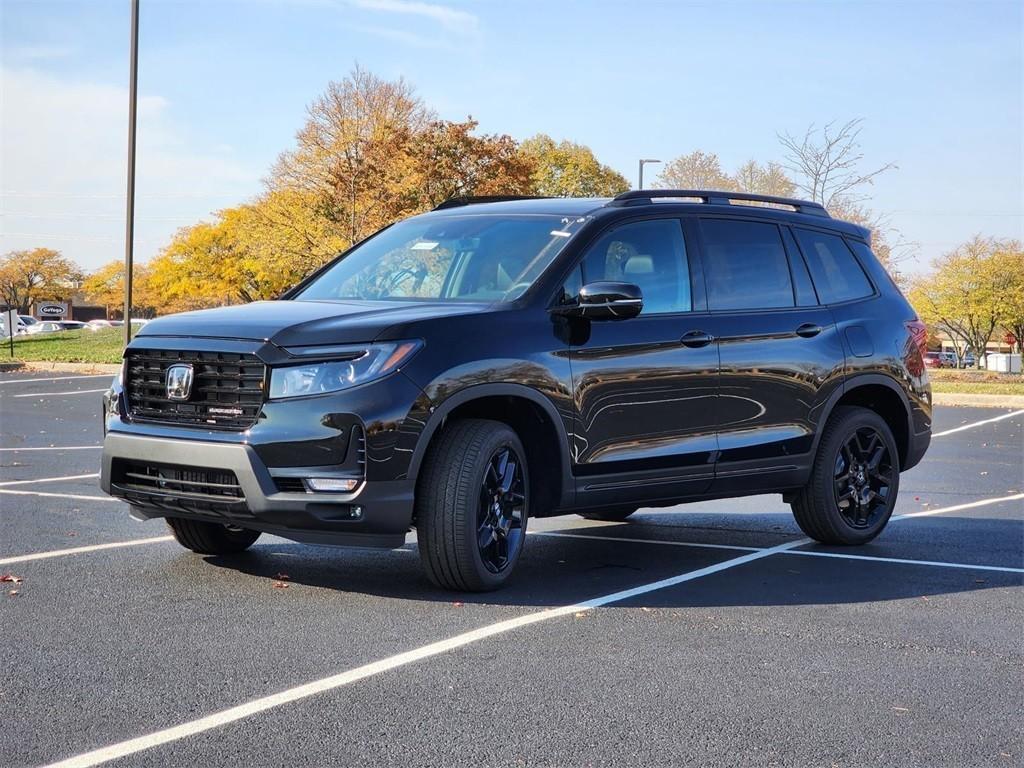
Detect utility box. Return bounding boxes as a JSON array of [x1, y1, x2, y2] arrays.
[[986, 353, 1022, 374]]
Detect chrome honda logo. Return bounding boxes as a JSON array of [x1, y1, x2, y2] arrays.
[[166, 364, 194, 401]]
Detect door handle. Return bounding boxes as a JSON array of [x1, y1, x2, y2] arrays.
[[795, 323, 822, 338], [680, 330, 714, 348]]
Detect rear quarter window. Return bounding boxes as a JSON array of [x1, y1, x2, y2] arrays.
[[793, 228, 874, 303]]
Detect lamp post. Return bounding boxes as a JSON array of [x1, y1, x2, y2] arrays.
[[637, 158, 661, 190], [123, 0, 139, 347]]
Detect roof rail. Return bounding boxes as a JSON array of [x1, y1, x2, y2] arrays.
[[609, 189, 830, 218], [433, 195, 553, 211]]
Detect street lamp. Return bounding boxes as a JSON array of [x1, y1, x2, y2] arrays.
[[637, 159, 661, 190], [123, 0, 139, 347]]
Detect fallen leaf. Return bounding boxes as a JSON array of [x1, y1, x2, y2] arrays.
[[272, 581, 289, 589], [0, 574, 23, 584], [914, 496, 921, 501], [8, 590, 19, 596], [274, 572, 290, 580], [452, 601, 464, 607], [574, 611, 587, 619], [980, 471, 988, 476], [640, 607, 652, 612]]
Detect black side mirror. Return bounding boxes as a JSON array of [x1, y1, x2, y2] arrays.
[[558, 281, 643, 321]]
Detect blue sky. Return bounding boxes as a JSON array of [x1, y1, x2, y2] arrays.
[[2, 0, 1021, 272]]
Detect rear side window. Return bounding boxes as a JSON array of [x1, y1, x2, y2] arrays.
[[700, 219, 794, 310], [793, 228, 873, 303]]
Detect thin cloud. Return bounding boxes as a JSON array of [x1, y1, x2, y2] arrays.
[[4, 44, 76, 61], [348, 0, 479, 36]]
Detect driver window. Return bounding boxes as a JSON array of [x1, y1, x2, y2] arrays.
[[571, 219, 691, 314]]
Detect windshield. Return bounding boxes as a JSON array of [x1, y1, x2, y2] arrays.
[[296, 214, 586, 303]]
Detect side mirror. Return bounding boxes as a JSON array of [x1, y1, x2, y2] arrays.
[[559, 281, 643, 321]]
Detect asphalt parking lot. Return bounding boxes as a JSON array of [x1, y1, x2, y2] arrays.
[[1, 371, 1021, 768]]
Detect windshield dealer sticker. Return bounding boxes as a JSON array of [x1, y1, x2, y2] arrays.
[[411, 241, 439, 250]]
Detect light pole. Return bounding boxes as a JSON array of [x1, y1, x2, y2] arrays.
[[123, 0, 139, 347], [637, 158, 661, 190]]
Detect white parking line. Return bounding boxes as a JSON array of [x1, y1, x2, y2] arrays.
[[0, 445, 102, 452], [0, 473, 99, 487], [932, 409, 1024, 437], [0, 374, 112, 386], [40, 538, 808, 768], [9, 388, 108, 398], [0, 488, 118, 502], [781, 549, 1023, 574], [890, 492, 1024, 520], [0, 537, 175, 566]]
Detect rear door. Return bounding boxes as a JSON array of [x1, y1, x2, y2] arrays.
[[564, 216, 720, 507], [695, 216, 845, 493]]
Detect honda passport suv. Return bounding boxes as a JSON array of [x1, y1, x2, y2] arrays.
[[100, 190, 932, 591]]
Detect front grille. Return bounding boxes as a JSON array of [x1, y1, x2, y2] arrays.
[[125, 349, 265, 430], [111, 459, 252, 518]]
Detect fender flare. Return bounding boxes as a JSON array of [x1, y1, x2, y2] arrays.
[[406, 383, 575, 505], [810, 373, 914, 463]]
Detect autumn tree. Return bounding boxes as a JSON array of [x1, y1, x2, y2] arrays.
[[0, 247, 83, 311], [656, 150, 736, 191], [991, 245, 1024, 353], [732, 160, 796, 197], [907, 236, 1018, 367], [411, 119, 534, 208], [518, 134, 629, 197], [80, 260, 156, 318], [270, 66, 431, 246]]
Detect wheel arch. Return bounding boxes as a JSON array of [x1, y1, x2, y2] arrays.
[[814, 374, 914, 469], [408, 383, 575, 514]]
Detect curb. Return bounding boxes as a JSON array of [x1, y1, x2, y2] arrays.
[[932, 392, 1024, 409], [20, 361, 122, 375]]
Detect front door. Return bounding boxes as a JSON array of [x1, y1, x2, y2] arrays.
[[564, 217, 719, 507]]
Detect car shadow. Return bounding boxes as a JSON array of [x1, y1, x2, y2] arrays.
[[200, 511, 1023, 609]]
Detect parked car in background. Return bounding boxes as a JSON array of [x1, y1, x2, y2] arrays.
[[960, 351, 976, 368], [30, 321, 64, 334], [923, 352, 944, 369], [57, 320, 88, 331], [939, 352, 956, 367], [87, 319, 123, 331], [101, 190, 933, 592], [19, 315, 38, 331]]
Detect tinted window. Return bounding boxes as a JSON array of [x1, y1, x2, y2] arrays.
[[794, 228, 873, 303], [578, 219, 691, 314], [701, 219, 793, 310]]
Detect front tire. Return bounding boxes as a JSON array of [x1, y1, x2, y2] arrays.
[[416, 419, 529, 592], [791, 406, 900, 545], [166, 517, 261, 555]]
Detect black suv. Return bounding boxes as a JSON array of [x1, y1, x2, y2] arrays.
[[100, 190, 932, 591]]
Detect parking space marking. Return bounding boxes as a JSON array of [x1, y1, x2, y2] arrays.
[[932, 409, 1024, 437], [10, 388, 108, 398], [533, 531, 760, 554], [891, 492, 1024, 520], [535, 531, 1023, 575], [40, 538, 808, 768], [0, 374, 112, 386], [0, 472, 99, 487], [0, 489, 118, 502], [782, 549, 1023, 574], [0, 445, 101, 452], [0, 537, 175, 566]]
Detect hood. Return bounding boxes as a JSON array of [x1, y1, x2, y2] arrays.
[[135, 299, 493, 347]]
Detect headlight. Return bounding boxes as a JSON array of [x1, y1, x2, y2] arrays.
[[269, 341, 421, 399]]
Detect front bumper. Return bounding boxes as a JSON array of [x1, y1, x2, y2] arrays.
[[101, 432, 414, 548]]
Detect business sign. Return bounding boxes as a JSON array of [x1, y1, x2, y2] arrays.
[[37, 303, 67, 318]]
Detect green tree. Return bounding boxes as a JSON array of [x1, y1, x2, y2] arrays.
[[518, 134, 629, 197]]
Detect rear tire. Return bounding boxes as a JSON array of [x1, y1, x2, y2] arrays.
[[166, 517, 261, 555], [577, 506, 637, 522], [791, 405, 900, 545], [416, 419, 529, 592]]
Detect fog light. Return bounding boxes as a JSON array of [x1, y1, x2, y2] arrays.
[[305, 477, 360, 493]]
